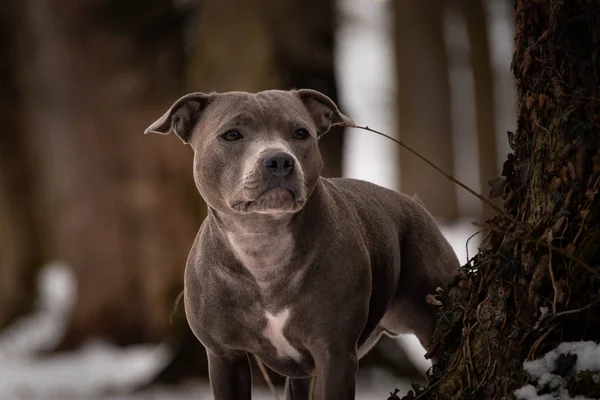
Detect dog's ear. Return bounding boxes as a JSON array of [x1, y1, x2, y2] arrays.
[[296, 89, 354, 136], [144, 93, 212, 144]]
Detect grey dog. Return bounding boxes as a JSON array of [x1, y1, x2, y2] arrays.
[[145, 89, 459, 400]]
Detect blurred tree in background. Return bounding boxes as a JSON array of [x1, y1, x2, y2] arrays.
[[0, 0, 344, 383], [0, 1, 45, 331], [394, 0, 502, 223], [20, 0, 196, 350], [457, 0, 499, 220], [394, 0, 458, 222]]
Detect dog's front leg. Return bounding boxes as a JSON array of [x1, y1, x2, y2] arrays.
[[284, 376, 313, 400], [207, 350, 252, 400], [312, 349, 358, 400]]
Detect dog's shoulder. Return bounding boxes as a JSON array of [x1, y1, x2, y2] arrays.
[[323, 177, 423, 213], [319, 177, 436, 234]]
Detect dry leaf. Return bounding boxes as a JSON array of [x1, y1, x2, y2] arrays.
[[489, 177, 507, 199], [426, 294, 443, 306], [538, 93, 552, 108], [580, 209, 590, 219], [458, 280, 472, 288], [552, 176, 563, 189]]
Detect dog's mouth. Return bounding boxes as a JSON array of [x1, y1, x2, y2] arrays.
[[230, 185, 305, 214], [258, 187, 295, 203]]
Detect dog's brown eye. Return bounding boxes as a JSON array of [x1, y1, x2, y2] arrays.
[[293, 128, 309, 140], [221, 130, 243, 141]]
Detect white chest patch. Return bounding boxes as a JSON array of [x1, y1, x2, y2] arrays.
[[262, 308, 302, 361]]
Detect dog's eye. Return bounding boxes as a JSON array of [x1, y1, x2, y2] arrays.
[[221, 130, 244, 141], [293, 128, 309, 140]]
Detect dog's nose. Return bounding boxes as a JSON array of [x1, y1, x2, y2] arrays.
[[263, 152, 295, 177]]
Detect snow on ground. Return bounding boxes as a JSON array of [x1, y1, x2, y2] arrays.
[[0, 264, 73, 359], [0, 263, 170, 399], [514, 341, 600, 400]]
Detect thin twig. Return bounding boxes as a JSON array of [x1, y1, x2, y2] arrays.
[[554, 297, 600, 317], [414, 378, 442, 399], [308, 372, 316, 400], [252, 354, 280, 400], [558, 92, 600, 103], [335, 123, 597, 275], [334, 123, 526, 228], [169, 289, 184, 324], [466, 228, 487, 263], [527, 324, 558, 360], [547, 233, 558, 315]]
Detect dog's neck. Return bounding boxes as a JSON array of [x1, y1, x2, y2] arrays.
[[209, 208, 298, 291]]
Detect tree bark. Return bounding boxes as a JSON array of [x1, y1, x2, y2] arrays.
[[394, 0, 458, 222], [417, 1, 600, 398]]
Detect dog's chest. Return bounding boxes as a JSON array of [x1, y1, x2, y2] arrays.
[[226, 231, 297, 290], [223, 231, 306, 363], [207, 293, 306, 369], [262, 308, 302, 361]]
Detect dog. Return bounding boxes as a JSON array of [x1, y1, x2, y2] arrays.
[[145, 89, 459, 400]]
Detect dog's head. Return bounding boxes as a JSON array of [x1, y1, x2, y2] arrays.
[[145, 89, 353, 215]]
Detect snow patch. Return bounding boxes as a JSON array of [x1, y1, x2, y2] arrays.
[[0, 263, 173, 399], [515, 341, 600, 400], [0, 262, 75, 359], [0, 340, 171, 399]]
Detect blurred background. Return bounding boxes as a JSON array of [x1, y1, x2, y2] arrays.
[[0, 0, 516, 398]]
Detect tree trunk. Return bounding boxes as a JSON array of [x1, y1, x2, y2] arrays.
[[0, 1, 44, 330], [16, 0, 201, 349], [418, 1, 600, 398], [458, 0, 500, 220], [394, 0, 458, 222]]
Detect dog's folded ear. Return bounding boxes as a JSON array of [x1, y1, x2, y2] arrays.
[[296, 89, 354, 136], [144, 93, 212, 144]]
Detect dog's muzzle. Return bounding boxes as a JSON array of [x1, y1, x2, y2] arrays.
[[263, 151, 295, 177], [230, 151, 306, 214]]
